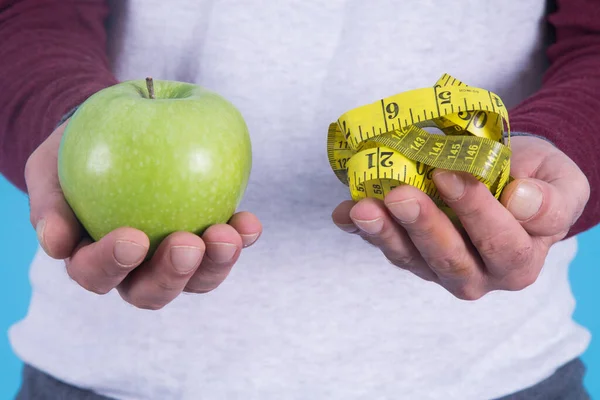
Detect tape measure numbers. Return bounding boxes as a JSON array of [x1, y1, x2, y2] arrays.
[[327, 74, 512, 218]]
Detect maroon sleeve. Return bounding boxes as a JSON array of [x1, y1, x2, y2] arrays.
[[1, 1, 599, 238], [0, 0, 118, 192], [509, 0, 600, 238]]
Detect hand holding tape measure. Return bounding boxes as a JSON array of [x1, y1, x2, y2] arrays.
[[327, 73, 512, 221]]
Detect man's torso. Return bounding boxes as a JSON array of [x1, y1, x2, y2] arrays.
[[9, 1, 591, 399]]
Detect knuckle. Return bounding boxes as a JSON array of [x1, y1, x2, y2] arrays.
[[117, 287, 133, 304], [580, 176, 591, 204], [507, 244, 535, 269], [123, 293, 167, 310], [453, 201, 483, 219], [155, 277, 183, 293], [471, 234, 503, 257], [570, 176, 589, 225], [543, 206, 569, 234], [472, 231, 533, 270], [66, 265, 111, 295], [502, 266, 541, 292], [78, 277, 111, 295], [134, 302, 165, 311], [185, 275, 223, 293], [88, 286, 111, 295], [374, 225, 397, 242], [409, 223, 437, 241], [386, 253, 417, 268], [100, 262, 128, 279], [571, 205, 585, 227], [451, 284, 485, 301], [504, 245, 533, 270], [552, 229, 570, 243], [185, 286, 216, 294], [567, 165, 591, 203], [427, 248, 471, 278], [410, 268, 437, 282]]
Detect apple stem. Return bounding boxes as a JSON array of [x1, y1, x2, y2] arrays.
[[145, 77, 155, 100]]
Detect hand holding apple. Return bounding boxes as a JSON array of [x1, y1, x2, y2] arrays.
[[58, 78, 253, 254], [24, 79, 261, 310]]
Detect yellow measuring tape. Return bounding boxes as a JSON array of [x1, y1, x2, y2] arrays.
[[327, 73, 512, 220]]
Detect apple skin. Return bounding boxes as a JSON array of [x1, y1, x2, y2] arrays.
[[57, 79, 252, 256]]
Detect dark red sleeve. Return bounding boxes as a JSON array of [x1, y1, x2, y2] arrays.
[[1, 1, 599, 238], [0, 0, 118, 192], [509, 0, 600, 238]]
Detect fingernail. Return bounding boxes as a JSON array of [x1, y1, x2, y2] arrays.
[[352, 218, 383, 235], [206, 242, 237, 263], [434, 171, 466, 200], [507, 181, 543, 221], [170, 246, 203, 273], [334, 222, 360, 233], [36, 219, 48, 253], [386, 198, 420, 223], [240, 232, 260, 247], [113, 240, 147, 267]]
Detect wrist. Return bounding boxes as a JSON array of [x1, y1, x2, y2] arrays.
[[505, 131, 556, 147]]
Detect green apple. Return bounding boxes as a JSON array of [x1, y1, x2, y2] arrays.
[[58, 78, 252, 256]]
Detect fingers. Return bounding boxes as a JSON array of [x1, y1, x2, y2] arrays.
[[501, 158, 590, 240], [384, 184, 486, 298], [433, 170, 542, 288], [29, 191, 84, 259], [331, 200, 360, 233], [228, 211, 263, 247], [500, 178, 565, 238], [71, 210, 260, 309], [117, 232, 205, 310], [184, 223, 244, 293], [66, 227, 149, 295], [333, 198, 440, 282], [117, 210, 260, 307], [182, 210, 259, 293], [25, 122, 82, 259], [501, 136, 590, 239], [331, 142, 582, 300]]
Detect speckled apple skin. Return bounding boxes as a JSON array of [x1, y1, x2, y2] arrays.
[[57, 79, 252, 256]]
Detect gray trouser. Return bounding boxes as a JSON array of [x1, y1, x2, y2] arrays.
[[15, 358, 590, 400]]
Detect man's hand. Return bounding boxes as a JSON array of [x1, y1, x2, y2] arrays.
[[25, 122, 262, 310], [332, 136, 590, 300]]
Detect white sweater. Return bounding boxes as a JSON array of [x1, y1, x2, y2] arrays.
[[9, 0, 590, 399]]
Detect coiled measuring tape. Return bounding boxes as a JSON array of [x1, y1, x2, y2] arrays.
[[327, 73, 512, 219]]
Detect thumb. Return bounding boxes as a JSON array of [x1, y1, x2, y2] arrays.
[[500, 177, 575, 238], [25, 122, 83, 259]]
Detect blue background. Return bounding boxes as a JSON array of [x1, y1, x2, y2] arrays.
[[0, 175, 598, 399]]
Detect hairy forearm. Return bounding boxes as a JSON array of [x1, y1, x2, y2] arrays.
[[0, 0, 118, 192]]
